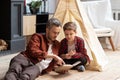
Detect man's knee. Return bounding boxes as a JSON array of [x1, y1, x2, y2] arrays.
[[21, 65, 40, 80], [20, 73, 30, 80], [9, 63, 22, 74], [4, 72, 17, 80]]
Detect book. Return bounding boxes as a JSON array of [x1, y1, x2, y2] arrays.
[[54, 61, 81, 72]]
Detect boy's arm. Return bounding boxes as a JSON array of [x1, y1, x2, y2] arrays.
[[72, 38, 87, 58]]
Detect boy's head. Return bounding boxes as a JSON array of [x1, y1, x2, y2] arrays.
[[63, 22, 77, 32], [63, 22, 77, 42]]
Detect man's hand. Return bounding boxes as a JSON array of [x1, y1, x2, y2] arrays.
[[45, 53, 65, 66], [54, 69, 68, 74], [54, 65, 68, 74], [53, 54, 65, 66]]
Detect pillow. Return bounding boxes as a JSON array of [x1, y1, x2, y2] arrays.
[[94, 27, 112, 34]]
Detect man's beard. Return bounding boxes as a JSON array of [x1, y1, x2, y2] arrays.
[[47, 34, 55, 43], [47, 35, 52, 41]]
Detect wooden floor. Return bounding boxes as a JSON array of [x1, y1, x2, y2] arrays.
[[36, 48, 120, 80], [0, 48, 120, 80]]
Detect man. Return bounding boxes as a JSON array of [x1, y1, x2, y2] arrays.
[[5, 18, 64, 80]]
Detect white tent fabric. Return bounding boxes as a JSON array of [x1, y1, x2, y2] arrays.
[[82, 0, 120, 49], [53, 0, 108, 71]]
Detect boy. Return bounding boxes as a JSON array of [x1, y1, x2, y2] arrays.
[[59, 22, 90, 72]]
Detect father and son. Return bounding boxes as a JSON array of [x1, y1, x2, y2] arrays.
[[4, 18, 90, 80]]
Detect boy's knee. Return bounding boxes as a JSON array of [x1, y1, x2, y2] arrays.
[[80, 57, 87, 65]]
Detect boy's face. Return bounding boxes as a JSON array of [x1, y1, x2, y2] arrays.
[[64, 30, 76, 42]]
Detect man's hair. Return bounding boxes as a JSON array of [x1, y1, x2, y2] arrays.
[[63, 22, 77, 32], [46, 18, 62, 29]]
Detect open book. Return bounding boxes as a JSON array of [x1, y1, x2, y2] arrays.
[[54, 61, 81, 72]]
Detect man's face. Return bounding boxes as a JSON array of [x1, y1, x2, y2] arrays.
[[46, 26, 61, 41], [64, 30, 76, 42]]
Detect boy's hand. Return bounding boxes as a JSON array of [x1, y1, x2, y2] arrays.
[[65, 53, 72, 59], [69, 50, 76, 56], [65, 50, 76, 59]]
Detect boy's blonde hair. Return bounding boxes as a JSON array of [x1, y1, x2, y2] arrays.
[[63, 22, 77, 32]]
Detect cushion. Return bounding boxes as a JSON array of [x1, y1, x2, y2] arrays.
[[94, 27, 112, 34], [94, 27, 114, 37]]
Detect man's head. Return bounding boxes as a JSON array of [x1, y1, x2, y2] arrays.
[[46, 18, 62, 43]]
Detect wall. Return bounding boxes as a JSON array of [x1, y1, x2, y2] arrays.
[[26, 0, 59, 14], [110, 0, 120, 20], [111, 0, 120, 10], [48, 0, 58, 14]]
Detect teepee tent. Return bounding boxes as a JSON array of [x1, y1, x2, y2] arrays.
[[53, 0, 108, 71]]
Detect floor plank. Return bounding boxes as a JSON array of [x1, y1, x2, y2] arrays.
[[0, 49, 120, 80], [36, 49, 120, 80]]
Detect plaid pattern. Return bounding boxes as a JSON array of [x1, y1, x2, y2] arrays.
[[59, 36, 90, 63]]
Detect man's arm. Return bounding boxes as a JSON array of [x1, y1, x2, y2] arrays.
[[26, 34, 47, 60], [45, 54, 65, 66]]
